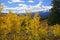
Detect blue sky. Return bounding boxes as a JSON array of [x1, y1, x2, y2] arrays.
[[0, 0, 52, 13]]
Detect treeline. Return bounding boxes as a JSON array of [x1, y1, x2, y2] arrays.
[[0, 10, 60, 40], [48, 0, 60, 25]]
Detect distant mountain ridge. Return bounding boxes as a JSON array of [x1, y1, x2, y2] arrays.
[[2, 11, 50, 19]]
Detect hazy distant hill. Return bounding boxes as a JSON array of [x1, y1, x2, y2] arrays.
[[2, 11, 50, 20]]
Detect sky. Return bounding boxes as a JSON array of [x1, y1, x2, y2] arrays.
[[0, 0, 52, 13]]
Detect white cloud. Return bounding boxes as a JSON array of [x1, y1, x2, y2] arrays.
[[36, 2, 42, 7], [12, 0, 24, 2], [8, 0, 25, 3], [2, 1, 52, 13], [29, 2, 52, 12], [28, 0, 34, 2], [18, 4, 28, 9], [19, 4, 27, 7], [8, 1, 12, 4], [12, 0, 20, 2]]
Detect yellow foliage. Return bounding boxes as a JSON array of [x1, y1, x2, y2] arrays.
[[0, 10, 60, 40]]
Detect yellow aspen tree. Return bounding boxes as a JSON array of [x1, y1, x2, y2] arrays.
[[52, 24, 60, 37], [30, 12, 40, 31], [33, 12, 40, 27], [25, 10, 31, 32], [19, 10, 32, 40], [19, 13, 25, 25], [45, 22, 48, 30], [13, 13, 21, 33], [29, 12, 41, 40], [0, 7, 3, 40], [0, 8, 2, 26], [0, 3, 4, 26], [4, 10, 13, 35], [0, 3, 5, 35]]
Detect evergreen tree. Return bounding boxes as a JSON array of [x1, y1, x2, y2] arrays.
[[48, 0, 60, 25]]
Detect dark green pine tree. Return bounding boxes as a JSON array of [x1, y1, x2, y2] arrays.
[[48, 0, 60, 25]]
